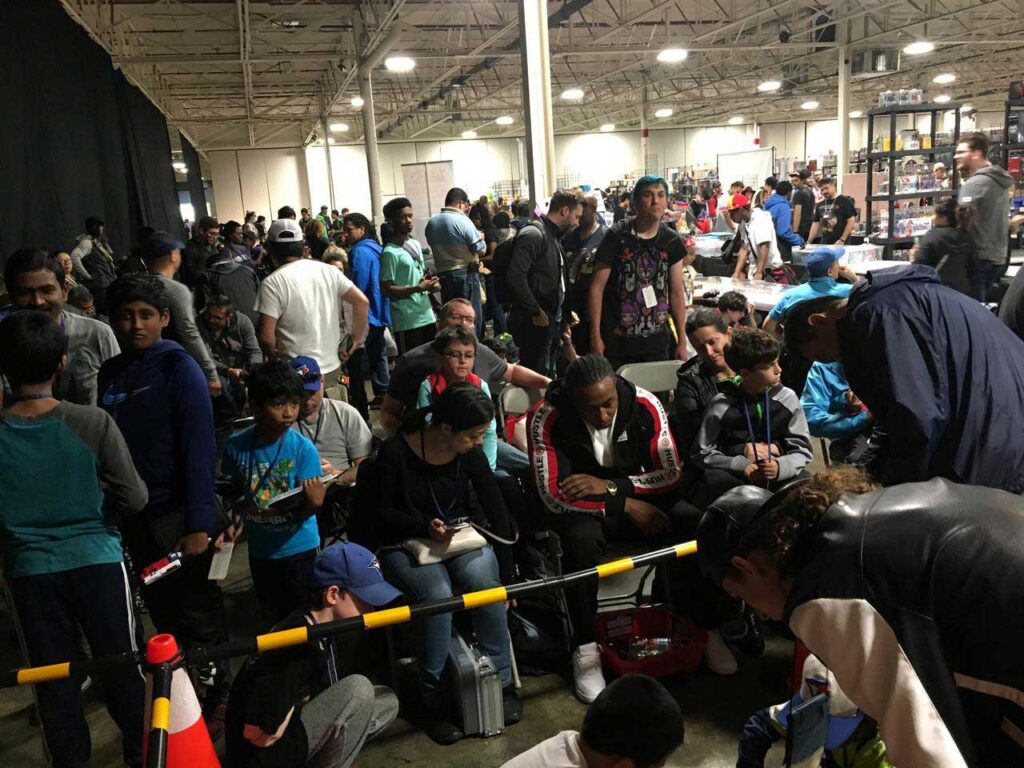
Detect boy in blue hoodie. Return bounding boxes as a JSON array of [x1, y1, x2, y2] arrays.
[[764, 180, 804, 263], [222, 361, 326, 624], [98, 274, 231, 731], [800, 361, 875, 465]]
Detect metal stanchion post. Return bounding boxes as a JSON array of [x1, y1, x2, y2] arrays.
[[146, 662, 172, 768]]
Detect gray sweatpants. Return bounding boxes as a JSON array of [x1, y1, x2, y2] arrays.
[[302, 675, 399, 768]]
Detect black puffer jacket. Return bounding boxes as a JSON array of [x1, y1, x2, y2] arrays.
[[671, 356, 722, 457]]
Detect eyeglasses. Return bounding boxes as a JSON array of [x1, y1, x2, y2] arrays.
[[448, 314, 475, 324], [444, 351, 476, 362]]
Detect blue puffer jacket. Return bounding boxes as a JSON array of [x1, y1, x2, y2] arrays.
[[764, 193, 804, 246]]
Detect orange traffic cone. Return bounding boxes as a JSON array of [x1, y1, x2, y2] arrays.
[[143, 634, 221, 767]]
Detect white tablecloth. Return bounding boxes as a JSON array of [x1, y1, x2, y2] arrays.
[[691, 276, 795, 312]]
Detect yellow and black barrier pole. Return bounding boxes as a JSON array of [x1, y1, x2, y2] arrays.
[[145, 663, 172, 768], [0, 540, 698, 688]]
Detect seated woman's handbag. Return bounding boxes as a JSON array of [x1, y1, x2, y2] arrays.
[[402, 525, 488, 565]]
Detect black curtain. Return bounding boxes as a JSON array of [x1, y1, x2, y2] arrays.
[[116, 72, 182, 237], [0, 0, 132, 258], [180, 132, 208, 222]]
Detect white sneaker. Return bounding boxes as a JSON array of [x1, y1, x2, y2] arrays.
[[572, 642, 607, 704], [704, 630, 738, 675]]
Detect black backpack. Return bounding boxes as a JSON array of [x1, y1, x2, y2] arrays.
[[490, 222, 542, 307]]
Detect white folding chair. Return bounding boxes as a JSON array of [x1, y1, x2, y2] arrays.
[[616, 360, 684, 400]]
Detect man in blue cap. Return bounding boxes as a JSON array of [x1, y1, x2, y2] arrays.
[[588, 175, 689, 366], [226, 541, 402, 768], [762, 246, 857, 337]]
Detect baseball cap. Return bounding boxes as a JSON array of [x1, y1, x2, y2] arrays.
[[805, 246, 845, 277], [771, 654, 864, 750], [288, 355, 322, 391], [933, 162, 946, 170], [789, 168, 812, 180], [140, 231, 184, 263], [267, 218, 304, 243], [727, 193, 750, 210], [312, 542, 403, 607]]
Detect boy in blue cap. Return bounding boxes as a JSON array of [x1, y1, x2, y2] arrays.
[[763, 247, 857, 336], [226, 541, 402, 768]]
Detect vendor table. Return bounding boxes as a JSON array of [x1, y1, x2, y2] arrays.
[[691, 276, 795, 312]]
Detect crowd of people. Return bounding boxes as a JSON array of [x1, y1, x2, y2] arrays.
[[2, 128, 1024, 768]]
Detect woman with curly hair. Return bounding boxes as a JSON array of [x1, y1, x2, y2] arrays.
[[697, 467, 1024, 767]]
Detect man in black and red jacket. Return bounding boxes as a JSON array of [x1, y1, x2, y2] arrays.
[[527, 354, 735, 705]]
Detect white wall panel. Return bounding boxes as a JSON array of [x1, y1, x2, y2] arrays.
[[555, 132, 640, 187], [806, 120, 840, 158], [264, 148, 308, 216], [330, 145, 371, 214], [304, 147, 331, 214], [236, 151, 270, 222], [208, 151, 244, 223]]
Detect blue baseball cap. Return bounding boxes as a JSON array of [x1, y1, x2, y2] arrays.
[[312, 542, 403, 607], [805, 246, 845, 277], [288, 355, 322, 391], [141, 231, 184, 263]]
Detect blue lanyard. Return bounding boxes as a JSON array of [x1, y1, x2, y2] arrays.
[[246, 435, 286, 504], [742, 391, 772, 464]]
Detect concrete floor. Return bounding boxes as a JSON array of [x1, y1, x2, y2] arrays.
[[0, 553, 794, 767]]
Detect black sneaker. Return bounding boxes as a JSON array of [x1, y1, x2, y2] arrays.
[[424, 714, 465, 745], [502, 685, 522, 726], [722, 610, 765, 657]]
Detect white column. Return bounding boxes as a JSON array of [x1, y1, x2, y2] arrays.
[[837, 22, 851, 191], [518, 0, 556, 200], [359, 70, 384, 224], [641, 85, 650, 172]]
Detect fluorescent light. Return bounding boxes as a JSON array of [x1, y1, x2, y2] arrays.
[[561, 88, 585, 100], [599, 123, 615, 132], [461, 130, 478, 139], [654, 108, 673, 118], [960, 103, 974, 112], [495, 115, 514, 126], [328, 122, 349, 132], [385, 56, 415, 73], [172, 161, 187, 170], [933, 94, 951, 104], [933, 73, 956, 85], [849, 110, 864, 118], [903, 41, 935, 56], [758, 80, 782, 93], [327, 137, 336, 144], [351, 96, 364, 108], [801, 100, 819, 110], [281, 20, 300, 28], [656, 48, 688, 64], [728, 116, 744, 125]]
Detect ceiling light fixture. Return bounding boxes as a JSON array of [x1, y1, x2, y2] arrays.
[[728, 116, 744, 125], [351, 96, 364, 108], [385, 56, 416, 73], [654, 108, 673, 118], [172, 162, 187, 171], [561, 88, 585, 100], [960, 103, 974, 112], [933, 72, 956, 85], [758, 80, 782, 93], [599, 123, 616, 132], [328, 122, 349, 132], [656, 48, 688, 64], [933, 94, 952, 104], [461, 130, 478, 139], [902, 41, 935, 56], [495, 115, 514, 126], [801, 100, 819, 110], [849, 110, 864, 118]]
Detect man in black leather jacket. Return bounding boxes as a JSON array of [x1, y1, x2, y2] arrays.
[[699, 468, 1024, 768]]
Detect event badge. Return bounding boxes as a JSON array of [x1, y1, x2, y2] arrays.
[[642, 284, 657, 309]]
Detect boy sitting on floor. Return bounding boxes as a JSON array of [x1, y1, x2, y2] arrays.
[[222, 361, 327, 624], [692, 328, 812, 506]]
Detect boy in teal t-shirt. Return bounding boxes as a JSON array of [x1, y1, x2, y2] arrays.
[[380, 196, 439, 353], [0, 310, 148, 767], [222, 361, 326, 623]]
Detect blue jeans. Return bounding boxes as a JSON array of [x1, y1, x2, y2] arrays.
[[379, 544, 512, 687], [969, 259, 1002, 302], [348, 325, 389, 420], [439, 268, 484, 337], [495, 439, 530, 478], [483, 271, 508, 335]]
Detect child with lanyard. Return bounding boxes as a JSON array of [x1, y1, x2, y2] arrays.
[[222, 361, 326, 624], [692, 328, 813, 508]]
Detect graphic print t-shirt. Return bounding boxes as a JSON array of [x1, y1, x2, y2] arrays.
[[813, 195, 857, 244], [222, 427, 321, 559], [596, 221, 684, 342]]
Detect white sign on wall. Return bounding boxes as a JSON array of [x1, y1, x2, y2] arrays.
[[401, 160, 455, 248]]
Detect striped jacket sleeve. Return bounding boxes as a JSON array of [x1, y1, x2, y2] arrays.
[[623, 388, 682, 498], [528, 400, 608, 516]]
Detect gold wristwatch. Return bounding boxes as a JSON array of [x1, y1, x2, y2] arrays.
[[605, 480, 619, 496]]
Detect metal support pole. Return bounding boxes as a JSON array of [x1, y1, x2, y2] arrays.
[[359, 69, 384, 224], [641, 85, 650, 173], [145, 663, 172, 768], [837, 22, 851, 191], [518, 0, 556, 200]]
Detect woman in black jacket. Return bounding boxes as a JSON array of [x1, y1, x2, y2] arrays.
[[911, 198, 975, 296], [350, 383, 518, 744]]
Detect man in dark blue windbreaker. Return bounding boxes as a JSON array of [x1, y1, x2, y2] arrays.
[[784, 263, 1024, 493]]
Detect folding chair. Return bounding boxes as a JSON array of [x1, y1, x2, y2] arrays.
[[616, 360, 684, 402]]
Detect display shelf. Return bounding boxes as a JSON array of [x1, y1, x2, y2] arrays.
[[868, 191, 950, 201], [869, 235, 916, 244], [867, 146, 955, 159], [868, 102, 962, 115]]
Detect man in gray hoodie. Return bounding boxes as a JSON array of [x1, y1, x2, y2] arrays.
[[955, 132, 1013, 301]]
